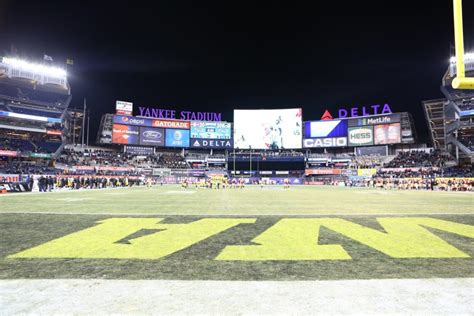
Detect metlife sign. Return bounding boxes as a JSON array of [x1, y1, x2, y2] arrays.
[[190, 138, 233, 149], [348, 113, 401, 127], [348, 126, 374, 146]]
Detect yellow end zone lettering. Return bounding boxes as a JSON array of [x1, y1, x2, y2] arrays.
[[9, 218, 256, 259], [8, 217, 474, 260], [217, 217, 474, 260]]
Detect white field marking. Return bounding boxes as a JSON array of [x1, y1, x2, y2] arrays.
[[164, 190, 196, 194], [55, 198, 93, 202], [0, 186, 148, 197], [1, 278, 472, 314], [1, 211, 473, 216]]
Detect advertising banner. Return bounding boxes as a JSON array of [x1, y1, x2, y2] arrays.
[[124, 146, 155, 155], [355, 145, 387, 156], [303, 119, 348, 148], [165, 129, 190, 147], [303, 137, 347, 148], [305, 169, 342, 175], [152, 119, 190, 129], [304, 120, 347, 138], [113, 115, 153, 127], [190, 138, 233, 149], [191, 121, 232, 139], [0, 174, 20, 182], [112, 124, 139, 145], [460, 110, 474, 117], [139, 127, 164, 146], [357, 168, 377, 177], [0, 150, 18, 157], [348, 113, 401, 127], [116, 100, 133, 116], [348, 126, 374, 146], [233, 108, 302, 149], [374, 123, 401, 145], [30, 153, 52, 158]]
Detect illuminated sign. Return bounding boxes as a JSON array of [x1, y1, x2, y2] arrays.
[[112, 124, 139, 145], [116, 100, 133, 116], [374, 123, 401, 145], [190, 138, 233, 149], [191, 121, 232, 139], [165, 129, 190, 147], [303, 137, 347, 148], [139, 127, 164, 146], [333, 104, 393, 118], [138, 107, 222, 121], [348, 113, 401, 127], [348, 126, 374, 146], [152, 119, 190, 129], [304, 120, 347, 138]]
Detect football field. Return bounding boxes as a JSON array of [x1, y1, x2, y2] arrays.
[[1, 185, 473, 313]]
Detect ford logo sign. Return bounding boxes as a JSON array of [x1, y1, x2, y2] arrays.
[[143, 131, 162, 138]]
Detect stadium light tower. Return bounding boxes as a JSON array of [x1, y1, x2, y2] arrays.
[[452, 0, 474, 89]]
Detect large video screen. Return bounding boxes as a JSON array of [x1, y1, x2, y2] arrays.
[[234, 109, 302, 149], [191, 121, 231, 139], [374, 123, 401, 145], [112, 124, 139, 145], [165, 128, 190, 147]]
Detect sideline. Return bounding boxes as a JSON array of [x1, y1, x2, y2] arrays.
[[1, 278, 472, 314]]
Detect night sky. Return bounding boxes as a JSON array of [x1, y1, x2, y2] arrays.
[[1, 0, 473, 142]]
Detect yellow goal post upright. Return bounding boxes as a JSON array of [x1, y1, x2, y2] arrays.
[[452, 0, 474, 89]]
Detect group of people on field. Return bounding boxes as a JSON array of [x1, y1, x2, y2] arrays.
[[367, 178, 473, 192], [181, 177, 247, 189]]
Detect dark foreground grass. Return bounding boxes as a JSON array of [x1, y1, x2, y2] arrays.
[[1, 213, 473, 280]]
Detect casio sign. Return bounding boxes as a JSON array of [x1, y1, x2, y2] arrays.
[[349, 128, 373, 145], [303, 137, 347, 148]]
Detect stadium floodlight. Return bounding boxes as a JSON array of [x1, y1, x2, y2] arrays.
[[452, 0, 474, 89], [450, 52, 474, 64], [1, 57, 67, 78]]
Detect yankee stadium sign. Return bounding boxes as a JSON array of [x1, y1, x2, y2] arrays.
[[138, 107, 222, 121]]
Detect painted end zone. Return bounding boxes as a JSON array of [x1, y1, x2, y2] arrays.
[[1, 214, 473, 280]]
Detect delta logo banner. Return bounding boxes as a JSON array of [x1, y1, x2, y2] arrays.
[[190, 138, 233, 148]]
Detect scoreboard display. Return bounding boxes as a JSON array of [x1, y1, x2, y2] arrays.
[[190, 121, 232, 139]]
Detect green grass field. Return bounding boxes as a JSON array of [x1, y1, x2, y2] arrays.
[[0, 185, 473, 281], [1, 185, 473, 214]]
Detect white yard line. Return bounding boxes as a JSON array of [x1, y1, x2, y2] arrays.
[[1, 278, 472, 314], [1, 211, 473, 216]]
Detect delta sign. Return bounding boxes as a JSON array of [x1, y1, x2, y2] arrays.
[[323, 104, 393, 119]]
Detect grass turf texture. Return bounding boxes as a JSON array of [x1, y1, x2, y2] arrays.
[[0, 186, 473, 280], [0, 185, 473, 215]]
